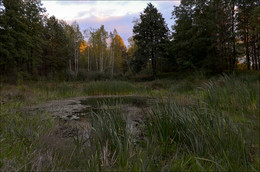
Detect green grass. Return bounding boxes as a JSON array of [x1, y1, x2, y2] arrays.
[[83, 81, 147, 95], [146, 101, 251, 171], [0, 73, 259, 171], [0, 81, 148, 106], [0, 110, 55, 171], [203, 73, 259, 118]]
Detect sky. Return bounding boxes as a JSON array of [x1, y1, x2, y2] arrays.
[[41, 1, 180, 46]]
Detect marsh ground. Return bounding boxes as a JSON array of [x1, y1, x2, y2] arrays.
[[0, 72, 259, 171]]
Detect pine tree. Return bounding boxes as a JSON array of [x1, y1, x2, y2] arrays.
[[172, 0, 240, 73], [171, 2, 195, 71], [133, 3, 169, 77], [24, 0, 45, 76], [237, 0, 260, 70], [0, 0, 30, 79], [41, 16, 71, 76]]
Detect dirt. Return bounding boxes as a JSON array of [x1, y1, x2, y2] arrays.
[[22, 95, 152, 139], [23, 95, 148, 117]]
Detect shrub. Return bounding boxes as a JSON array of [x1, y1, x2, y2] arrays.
[[83, 81, 138, 95], [86, 72, 110, 81], [77, 69, 88, 81], [65, 69, 77, 81]]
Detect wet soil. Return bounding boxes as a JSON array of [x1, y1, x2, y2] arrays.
[[22, 95, 152, 139]]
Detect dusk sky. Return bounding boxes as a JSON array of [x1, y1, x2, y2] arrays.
[[42, 1, 180, 46]]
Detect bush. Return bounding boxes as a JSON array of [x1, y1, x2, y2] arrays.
[[77, 69, 88, 81], [65, 69, 77, 81], [130, 74, 155, 82], [86, 72, 110, 81], [83, 81, 141, 95], [149, 80, 166, 90]]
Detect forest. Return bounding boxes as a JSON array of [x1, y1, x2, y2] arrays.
[[0, 0, 259, 171], [0, 0, 259, 81]]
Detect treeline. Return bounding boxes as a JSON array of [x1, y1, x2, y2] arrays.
[[0, 0, 84, 81], [130, 1, 259, 77], [79, 26, 129, 79], [0, 0, 259, 82], [0, 0, 128, 82], [170, 0, 260, 73]]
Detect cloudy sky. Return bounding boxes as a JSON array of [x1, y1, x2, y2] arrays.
[[42, 1, 180, 46]]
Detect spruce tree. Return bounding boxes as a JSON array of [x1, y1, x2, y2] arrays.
[[24, 0, 45, 75], [0, 0, 30, 78], [133, 3, 169, 77]]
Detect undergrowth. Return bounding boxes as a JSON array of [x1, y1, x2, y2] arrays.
[[0, 73, 259, 171]]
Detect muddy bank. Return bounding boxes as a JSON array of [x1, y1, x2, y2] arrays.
[[22, 95, 152, 123], [21, 95, 152, 141]]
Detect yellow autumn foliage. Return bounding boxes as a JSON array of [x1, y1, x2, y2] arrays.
[[80, 40, 88, 53]]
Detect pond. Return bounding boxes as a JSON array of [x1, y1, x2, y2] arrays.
[[77, 96, 149, 117]]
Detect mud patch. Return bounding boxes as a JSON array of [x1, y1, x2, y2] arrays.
[[20, 95, 152, 155], [22, 95, 151, 136]]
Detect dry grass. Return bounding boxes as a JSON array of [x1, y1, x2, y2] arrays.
[[0, 73, 259, 171]]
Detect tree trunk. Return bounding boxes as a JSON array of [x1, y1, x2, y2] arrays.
[[74, 48, 76, 72], [69, 59, 71, 72], [110, 41, 114, 78], [246, 27, 250, 70], [111, 47, 115, 78], [151, 51, 156, 78], [251, 45, 255, 69], [96, 53, 98, 72], [100, 48, 103, 72], [253, 42, 257, 70], [256, 39, 260, 70], [102, 49, 104, 72], [231, 2, 236, 71], [88, 46, 90, 72]]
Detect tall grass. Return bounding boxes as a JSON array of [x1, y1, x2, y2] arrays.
[[203, 73, 259, 118], [0, 110, 55, 171], [90, 108, 132, 170], [145, 100, 252, 171], [79, 89, 257, 170], [83, 81, 146, 95], [0, 73, 258, 171], [0, 81, 147, 107]]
